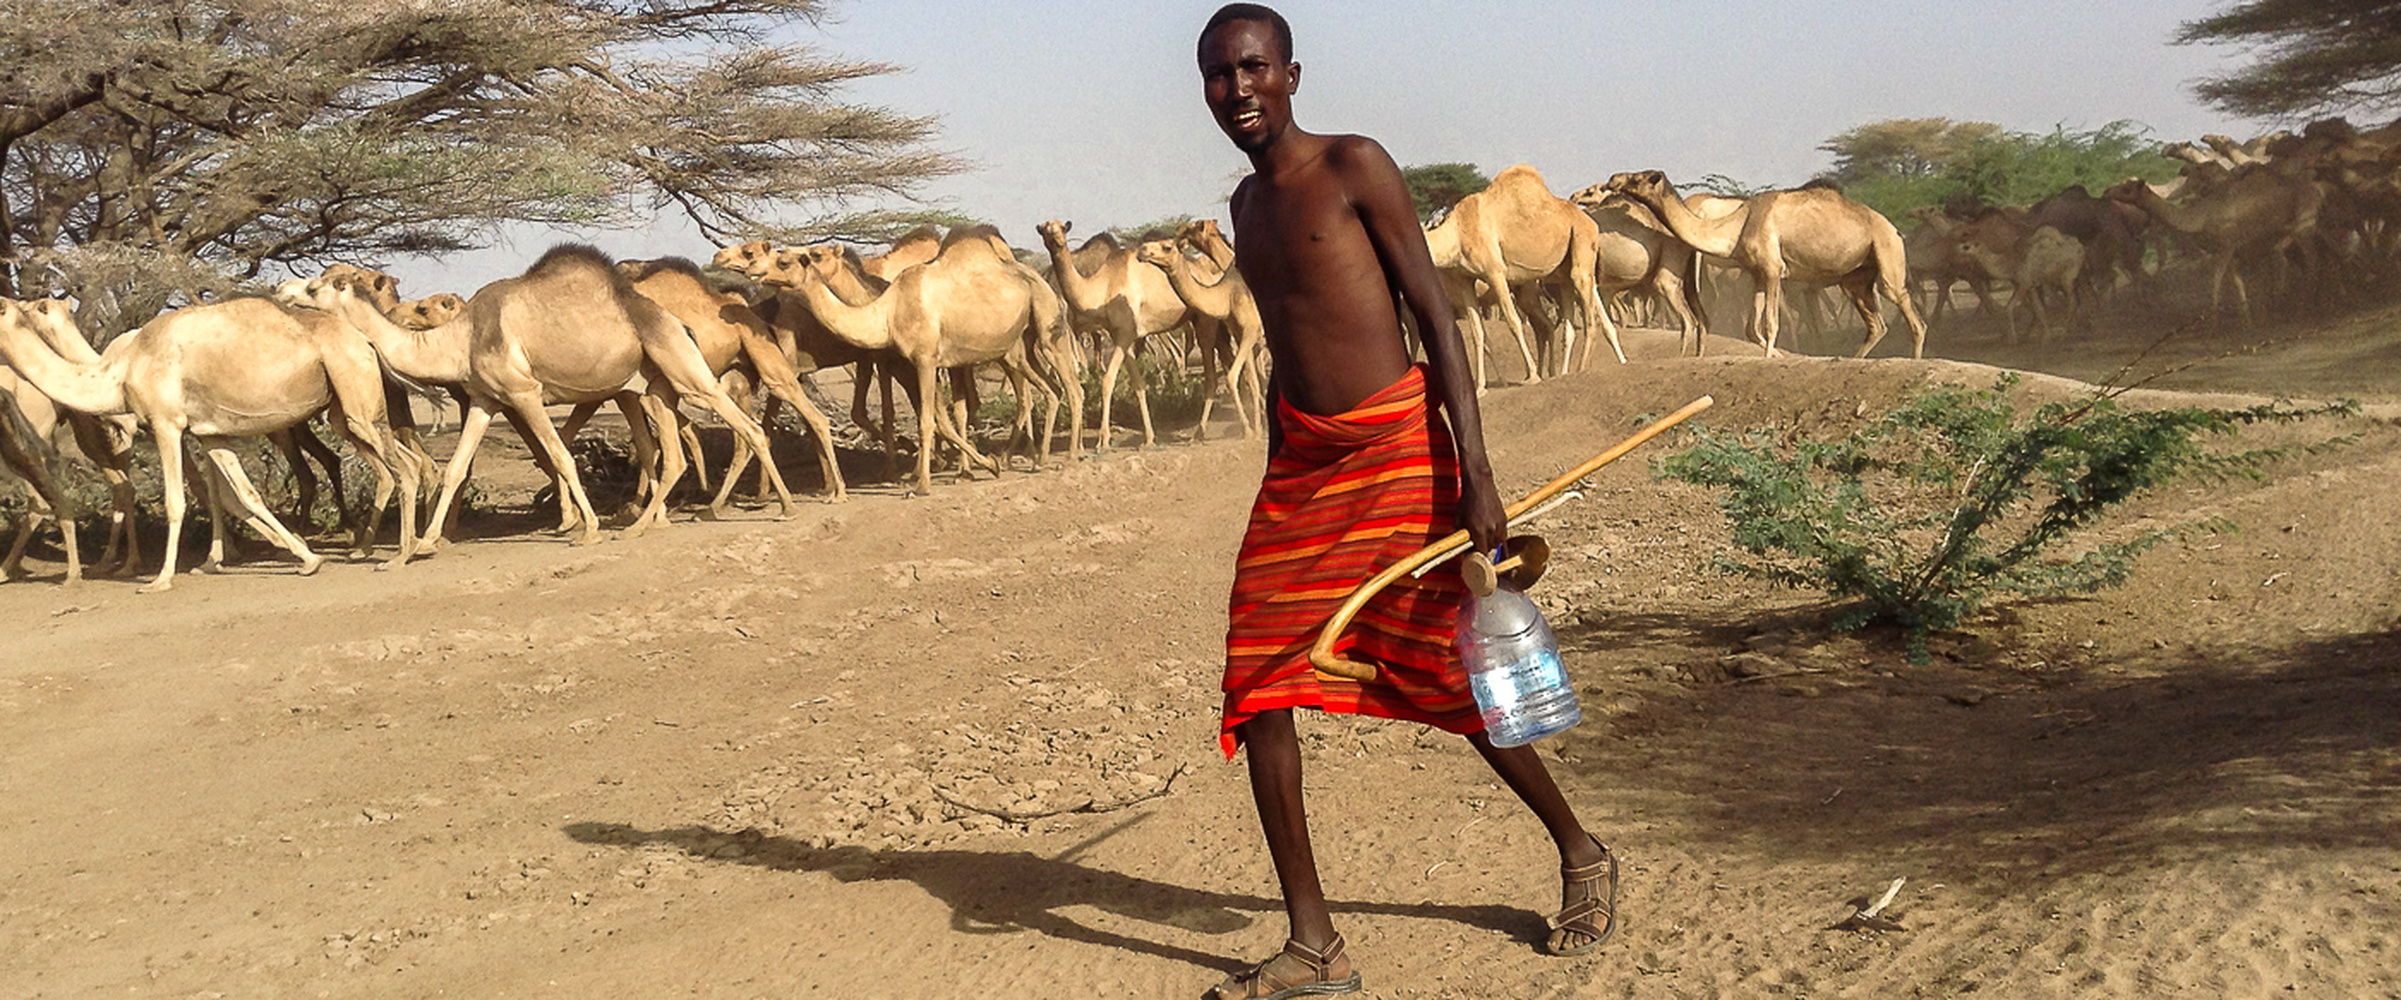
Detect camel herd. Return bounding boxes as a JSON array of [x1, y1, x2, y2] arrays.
[[5, 119, 2400, 589]]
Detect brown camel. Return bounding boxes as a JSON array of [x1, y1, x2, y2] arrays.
[[1134, 239, 1264, 441], [618, 257, 844, 505], [1954, 225, 2088, 341], [1425, 164, 1610, 386], [2105, 173, 2322, 324], [1036, 220, 1194, 453], [306, 245, 791, 549], [0, 296, 420, 592], [1562, 186, 1711, 357], [772, 235, 1081, 494], [1601, 170, 1927, 359], [759, 243, 1022, 479]]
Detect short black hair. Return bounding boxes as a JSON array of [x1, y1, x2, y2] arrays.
[[1200, 3, 1293, 63]]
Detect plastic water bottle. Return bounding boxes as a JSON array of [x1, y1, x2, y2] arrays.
[[1457, 576, 1581, 747]]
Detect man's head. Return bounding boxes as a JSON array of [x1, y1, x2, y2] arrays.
[[1198, 4, 1298, 155]]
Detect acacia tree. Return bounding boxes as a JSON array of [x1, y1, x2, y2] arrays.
[[1401, 162, 1486, 224], [0, 0, 959, 331], [2179, 0, 2401, 117]]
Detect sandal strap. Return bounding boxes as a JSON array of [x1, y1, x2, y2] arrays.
[[1281, 932, 1346, 970], [1561, 843, 1615, 881], [1548, 894, 1612, 931]]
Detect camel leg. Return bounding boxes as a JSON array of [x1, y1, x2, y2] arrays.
[[1653, 271, 1702, 358], [623, 392, 685, 537], [1133, 362, 1157, 450], [2, 485, 40, 581], [295, 421, 352, 537], [0, 425, 77, 585], [321, 377, 416, 567], [195, 445, 240, 575], [199, 444, 322, 576], [639, 325, 796, 518], [910, 361, 942, 494], [138, 424, 197, 593], [1838, 277, 1891, 360], [1876, 256, 1928, 359], [66, 416, 135, 576], [510, 391, 605, 545], [1584, 283, 1628, 367], [1752, 277, 1783, 357], [415, 403, 505, 555], [1095, 342, 1129, 455], [1488, 274, 1543, 384], [269, 429, 318, 536], [756, 371, 844, 503]]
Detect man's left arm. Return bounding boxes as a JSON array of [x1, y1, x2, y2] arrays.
[[1337, 138, 1506, 553]]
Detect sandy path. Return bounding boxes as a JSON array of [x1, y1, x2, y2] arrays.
[[3, 321, 2398, 998]]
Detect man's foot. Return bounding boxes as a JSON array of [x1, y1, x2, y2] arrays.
[[1546, 835, 1619, 956], [1205, 934, 1361, 1000]]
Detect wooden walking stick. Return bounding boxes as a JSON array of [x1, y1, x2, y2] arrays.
[[1308, 395, 1715, 682]]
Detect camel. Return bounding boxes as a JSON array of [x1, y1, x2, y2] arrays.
[[755, 242, 1027, 478], [1954, 225, 2088, 341], [0, 297, 139, 580], [2024, 186, 2149, 301], [1561, 187, 1711, 357], [304, 245, 792, 549], [1600, 170, 1927, 359], [1899, 206, 1997, 322], [618, 257, 844, 505], [2104, 172, 2323, 324], [1178, 219, 1237, 272], [772, 234, 1081, 494], [1425, 165, 1611, 387], [0, 296, 420, 592], [1134, 240, 1264, 441], [1037, 220, 1196, 453]]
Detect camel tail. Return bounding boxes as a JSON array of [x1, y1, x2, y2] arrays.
[[1684, 248, 1711, 335]]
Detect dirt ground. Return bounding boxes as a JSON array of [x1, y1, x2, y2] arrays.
[[4, 302, 2399, 999]]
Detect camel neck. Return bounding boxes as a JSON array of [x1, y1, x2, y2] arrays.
[[0, 316, 128, 416], [790, 275, 895, 351], [1154, 256, 1229, 315], [327, 295, 471, 384], [1042, 237, 1111, 312], [1644, 190, 1741, 259]]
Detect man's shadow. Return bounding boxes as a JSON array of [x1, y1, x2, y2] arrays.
[[565, 811, 1530, 973]]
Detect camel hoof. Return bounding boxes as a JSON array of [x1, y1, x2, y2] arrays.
[[296, 556, 323, 576], [697, 506, 725, 522], [137, 579, 174, 594]]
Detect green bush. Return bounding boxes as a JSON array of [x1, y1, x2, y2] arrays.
[[1656, 377, 2353, 661]]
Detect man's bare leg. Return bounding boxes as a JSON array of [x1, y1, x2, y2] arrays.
[[1469, 732, 1615, 951], [1234, 709, 1355, 984]]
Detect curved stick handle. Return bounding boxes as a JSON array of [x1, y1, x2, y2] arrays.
[[1308, 395, 1715, 682]]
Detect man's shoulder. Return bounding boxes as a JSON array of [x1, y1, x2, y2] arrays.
[[1321, 134, 1396, 172]]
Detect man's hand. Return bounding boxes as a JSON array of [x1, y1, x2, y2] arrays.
[[1459, 468, 1507, 555]]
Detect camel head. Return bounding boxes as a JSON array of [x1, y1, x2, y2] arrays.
[[317, 263, 401, 311], [710, 240, 779, 278], [0, 296, 81, 347], [1602, 170, 1676, 206], [393, 293, 465, 330], [1132, 239, 1183, 272], [2099, 178, 2152, 204], [1036, 219, 1073, 250], [1176, 218, 1227, 252]]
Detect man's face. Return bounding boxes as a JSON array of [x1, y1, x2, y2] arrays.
[[1199, 19, 1296, 155]]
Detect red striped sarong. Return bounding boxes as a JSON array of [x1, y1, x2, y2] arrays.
[[1221, 364, 1478, 758]]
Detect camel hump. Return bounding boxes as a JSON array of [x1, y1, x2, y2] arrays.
[[939, 224, 1012, 261], [891, 225, 942, 248], [1492, 163, 1547, 187], [525, 243, 615, 278]]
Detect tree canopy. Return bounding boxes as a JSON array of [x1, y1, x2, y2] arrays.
[[0, 0, 959, 330], [1401, 162, 1487, 224], [1814, 119, 2180, 225], [2178, 0, 2401, 118]]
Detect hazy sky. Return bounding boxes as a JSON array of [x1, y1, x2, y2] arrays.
[[388, 0, 2258, 291]]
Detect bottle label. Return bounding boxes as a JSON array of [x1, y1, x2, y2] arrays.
[[1470, 647, 1568, 717]]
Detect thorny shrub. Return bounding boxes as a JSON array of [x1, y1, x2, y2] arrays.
[[1655, 376, 2355, 662]]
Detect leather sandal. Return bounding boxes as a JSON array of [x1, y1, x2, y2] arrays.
[[1205, 933, 1363, 1000], [1546, 836, 1620, 956]]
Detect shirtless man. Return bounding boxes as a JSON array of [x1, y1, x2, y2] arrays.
[[1199, 5, 1616, 998]]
